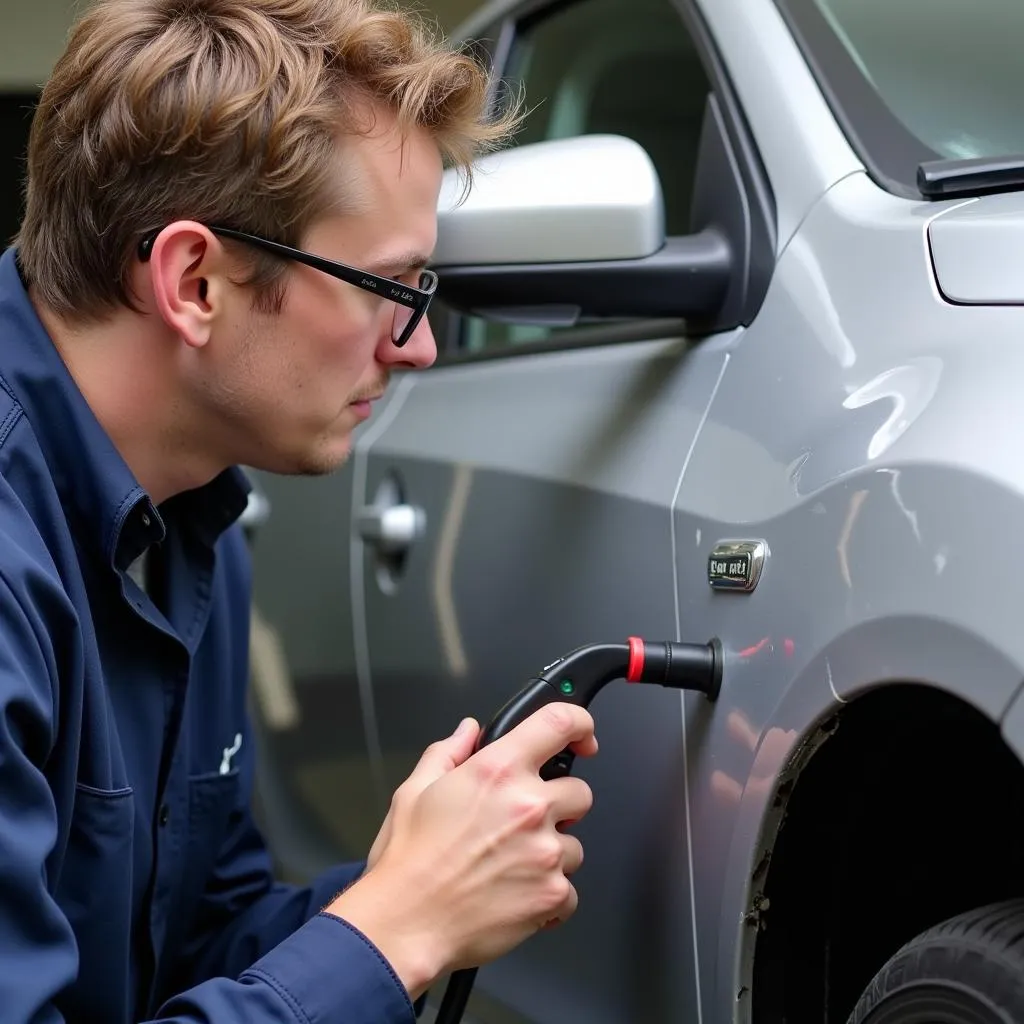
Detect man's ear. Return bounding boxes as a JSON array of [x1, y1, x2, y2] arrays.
[[143, 222, 230, 348]]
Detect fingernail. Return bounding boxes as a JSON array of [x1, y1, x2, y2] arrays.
[[454, 717, 474, 736]]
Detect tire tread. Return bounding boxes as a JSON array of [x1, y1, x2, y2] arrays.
[[849, 898, 1024, 1023]]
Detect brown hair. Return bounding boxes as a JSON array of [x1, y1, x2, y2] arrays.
[[16, 0, 516, 321]]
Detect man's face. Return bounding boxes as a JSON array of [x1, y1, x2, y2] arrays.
[[194, 105, 442, 476]]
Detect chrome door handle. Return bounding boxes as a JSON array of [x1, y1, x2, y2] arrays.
[[357, 503, 425, 554]]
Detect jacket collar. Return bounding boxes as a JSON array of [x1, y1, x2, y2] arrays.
[[0, 247, 249, 570]]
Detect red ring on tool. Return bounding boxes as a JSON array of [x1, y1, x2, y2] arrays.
[[627, 636, 645, 682]]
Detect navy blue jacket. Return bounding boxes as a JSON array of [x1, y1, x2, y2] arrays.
[[0, 247, 416, 1023]]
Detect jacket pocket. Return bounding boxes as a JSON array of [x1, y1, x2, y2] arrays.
[[181, 768, 241, 909], [151, 770, 243, 1005], [53, 784, 135, 1022]]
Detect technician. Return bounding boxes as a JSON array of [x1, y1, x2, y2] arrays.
[[0, 0, 597, 1021]]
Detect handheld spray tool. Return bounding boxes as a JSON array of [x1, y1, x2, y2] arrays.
[[433, 635, 724, 1024]]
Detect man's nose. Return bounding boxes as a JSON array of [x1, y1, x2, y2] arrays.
[[378, 314, 437, 369]]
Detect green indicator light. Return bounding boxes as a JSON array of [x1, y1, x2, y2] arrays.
[[560, 679, 575, 695]]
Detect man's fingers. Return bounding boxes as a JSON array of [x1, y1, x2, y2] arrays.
[[491, 703, 597, 773], [543, 776, 593, 831], [559, 833, 584, 876], [544, 879, 579, 930], [567, 731, 599, 759]]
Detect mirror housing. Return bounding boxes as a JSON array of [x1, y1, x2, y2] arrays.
[[433, 134, 733, 326]]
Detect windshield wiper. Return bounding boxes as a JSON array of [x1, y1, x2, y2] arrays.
[[918, 155, 1024, 200]]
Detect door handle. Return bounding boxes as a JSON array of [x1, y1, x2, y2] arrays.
[[239, 479, 271, 546], [357, 503, 425, 555], [240, 489, 271, 530]]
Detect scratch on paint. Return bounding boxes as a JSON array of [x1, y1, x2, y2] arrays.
[[879, 468, 921, 544], [837, 488, 869, 588], [827, 659, 847, 704]]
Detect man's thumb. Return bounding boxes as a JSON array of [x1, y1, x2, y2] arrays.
[[446, 716, 480, 763], [413, 717, 480, 782]]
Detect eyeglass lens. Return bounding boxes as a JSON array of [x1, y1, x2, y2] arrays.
[[391, 272, 433, 344]]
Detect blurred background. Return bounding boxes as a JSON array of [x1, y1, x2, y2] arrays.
[[0, 0, 481, 245]]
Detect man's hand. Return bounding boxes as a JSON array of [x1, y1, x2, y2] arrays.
[[365, 716, 480, 873], [326, 704, 598, 1000]]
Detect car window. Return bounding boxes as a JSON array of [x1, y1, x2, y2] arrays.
[[776, 0, 1024, 196], [443, 0, 711, 354]]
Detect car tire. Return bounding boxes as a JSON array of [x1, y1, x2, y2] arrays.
[[849, 899, 1024, 1023]]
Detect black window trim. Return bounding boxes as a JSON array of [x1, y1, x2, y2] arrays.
[[771, 0, 942, 201], [431, 0, 778, 366], [432, 318, 693, 366]]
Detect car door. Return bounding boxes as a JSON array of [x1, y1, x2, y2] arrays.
[[245, 424, 400, 882], [353, 0, 771, 1020]]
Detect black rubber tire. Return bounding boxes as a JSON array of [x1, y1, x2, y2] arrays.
[[849, 899, 1024, 1023]]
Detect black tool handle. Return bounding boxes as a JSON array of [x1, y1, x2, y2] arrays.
[[477, 676, 582, 778], [433, 636, 722, 1024]]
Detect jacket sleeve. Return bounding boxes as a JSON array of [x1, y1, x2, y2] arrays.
[[0, 561, 416, 1024], [157, 912, 419, 1024], [0, 569, 82, 1023]]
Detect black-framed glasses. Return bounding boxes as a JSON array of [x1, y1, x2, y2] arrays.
[[138, 224, 438, 348]]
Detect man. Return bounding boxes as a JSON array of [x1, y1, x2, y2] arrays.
[[0, 0, 598, 1021]]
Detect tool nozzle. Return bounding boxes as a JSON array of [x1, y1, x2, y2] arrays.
[[627, 636, 722, 701]]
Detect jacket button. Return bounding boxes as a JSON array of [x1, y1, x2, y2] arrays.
[[158, 803, 170, 827]]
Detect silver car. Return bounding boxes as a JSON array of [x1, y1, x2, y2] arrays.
[[246, 0, 1024, 1020]]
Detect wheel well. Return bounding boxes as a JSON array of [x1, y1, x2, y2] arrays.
[[751, 683, 1024, 1022]]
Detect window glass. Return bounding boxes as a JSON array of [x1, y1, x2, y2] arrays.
[[818, 0, 1024, 160], [777, 0, 1024, 193], [449, 0, 710, 353]]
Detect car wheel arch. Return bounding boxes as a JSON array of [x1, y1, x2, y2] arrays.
[[720, 629, 1024, 1022]]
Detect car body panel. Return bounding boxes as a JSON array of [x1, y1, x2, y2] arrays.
[[688, 0, 862, 252], [927, 192, 1024, 303], [247, 464, 382, 877], [355, 2, 1024, 1021], [1000, 682, 1024, 767], [673, 168, 1024, 1019], [245, 0, 1024, 1016], [357, 335, 732, 1022]]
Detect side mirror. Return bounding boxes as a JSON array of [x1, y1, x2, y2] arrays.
[[433, 134, 733, 326]]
